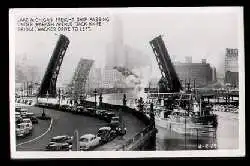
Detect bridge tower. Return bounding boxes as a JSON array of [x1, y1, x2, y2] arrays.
[[38, 34, 70, 98], [149, 35, 182, 92]]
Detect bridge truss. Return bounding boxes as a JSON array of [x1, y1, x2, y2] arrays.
[[68, 59, 94, 100], [149, 35, 182, 92], [38, 34, 70, 98]]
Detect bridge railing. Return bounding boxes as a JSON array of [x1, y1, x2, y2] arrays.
[[35, 98, 156, 151], [115, 123, 156, 151]]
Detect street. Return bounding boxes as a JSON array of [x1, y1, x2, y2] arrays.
[[16, 106, 145, 151]]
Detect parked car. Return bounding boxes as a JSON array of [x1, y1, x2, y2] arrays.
[[16, 123, 31, 137], [22, 118, 33, 131], [79, 134, 101, 151], [86, 108, 96, 116], [98, 110, 108, 120], [95, 109, 106, 119], [30, 116, 38, 124], [110, 116, 120, 127], [60, 105, 72, 112], [16, 116, 23, 124], [20, 108, 28, 116], [104, 112, 116, 123], [46, 142, 71, 151], [49, 135, 74, 145], [76, 106, 85, 114], [115, 125, 127, 136], [25, 112, 35, 118], [97, 127, 117, 144], [15, 106, 21, 112]]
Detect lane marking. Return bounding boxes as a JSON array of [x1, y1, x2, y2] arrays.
[[16, 118, 53, 147]]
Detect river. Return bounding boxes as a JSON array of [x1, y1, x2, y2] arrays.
[[87, 92, 239, 150]]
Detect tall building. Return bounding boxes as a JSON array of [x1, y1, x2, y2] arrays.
[[224, 48, 238, 87], [86, 66, 102, 91], [174, 59, 213, 88], [102, 66, 126, 88], [212, 67, 217, 82]]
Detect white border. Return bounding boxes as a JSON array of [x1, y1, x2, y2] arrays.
[[9, 7, 245, 158]]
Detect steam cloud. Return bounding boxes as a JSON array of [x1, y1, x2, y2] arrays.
[[114, 66, 151, 99]]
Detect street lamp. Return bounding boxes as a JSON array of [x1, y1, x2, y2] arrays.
[[94, 89, 97, 109], [46, 91, 49, 105]]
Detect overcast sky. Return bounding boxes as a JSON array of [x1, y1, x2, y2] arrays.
[[13, 7, 243, 85]]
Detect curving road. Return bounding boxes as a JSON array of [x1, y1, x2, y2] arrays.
[[16, 106, 146, 151]]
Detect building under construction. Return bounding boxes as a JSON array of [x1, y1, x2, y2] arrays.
[[68, 58, 94, 100]]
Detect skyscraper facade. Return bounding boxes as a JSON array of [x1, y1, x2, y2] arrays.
[[224, 48, 238, 87], [174, 59, 213, 88]]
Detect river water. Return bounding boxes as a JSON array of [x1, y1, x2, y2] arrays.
[[87, 92, 239, 150]]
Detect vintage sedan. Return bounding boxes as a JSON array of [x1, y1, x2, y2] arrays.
[[22, 118, 33, 131], [49, 135, 74, 145], [30, 116, 38, 124], [79, 134, 101, 151], [104, 112, 116, 123], [97, 127, 117, 144], [46, 142, 71, 151]]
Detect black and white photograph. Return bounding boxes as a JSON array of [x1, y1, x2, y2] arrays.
[[9, 7, 245, 158]]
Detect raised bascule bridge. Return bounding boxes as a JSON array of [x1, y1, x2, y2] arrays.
[[29, 34, 156, 151], [148, 35, 186, 104], [67, 58, 94, 101], [149, 35, 183, 94], [37, 34, 70, 98]]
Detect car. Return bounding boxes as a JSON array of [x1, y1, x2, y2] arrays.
[[76, 106, 85, 114], [16, 116, 23, 124], [60, 105, 72, 112], [104, 112, 116, 123], [15, 107, 21, 112], [30, 116, 38, 124], [46, 142, 71, 151], [110, 116, 120, 128], [16, 123, 31, 137], [22, 118, 33, 131], [115, 125, 127, 136], [25, 112, 35, 118], [79, 134, 101, 151], [20, 108, 28, 116], [86, 108, 96, 116], [49, 135, 74, 145], [95, 109, 106, 119], [97, 127, 117, 144], [98, 110, 108, 120]]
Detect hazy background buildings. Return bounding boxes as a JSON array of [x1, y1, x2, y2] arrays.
[[15, 8, 241, 93]]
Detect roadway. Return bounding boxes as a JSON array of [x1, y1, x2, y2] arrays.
[[16, 105, 146, 151]]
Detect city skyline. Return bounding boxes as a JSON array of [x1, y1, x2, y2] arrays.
[[15, 8, 241, 86]]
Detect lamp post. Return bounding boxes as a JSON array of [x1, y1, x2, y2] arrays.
[[46, 91, 49, 105], [99, 92, 103, 108], [94, 89, 97, 110]]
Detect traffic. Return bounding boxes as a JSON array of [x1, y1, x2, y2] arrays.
[[43, 104, 127, 151], [15, 106, 38, 137], [15, 99, 127, 151]]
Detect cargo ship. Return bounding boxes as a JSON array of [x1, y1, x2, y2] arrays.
[[142, 93, 218, 137]]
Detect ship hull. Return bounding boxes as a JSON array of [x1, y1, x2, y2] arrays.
[[155, 116, 216, 138]]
